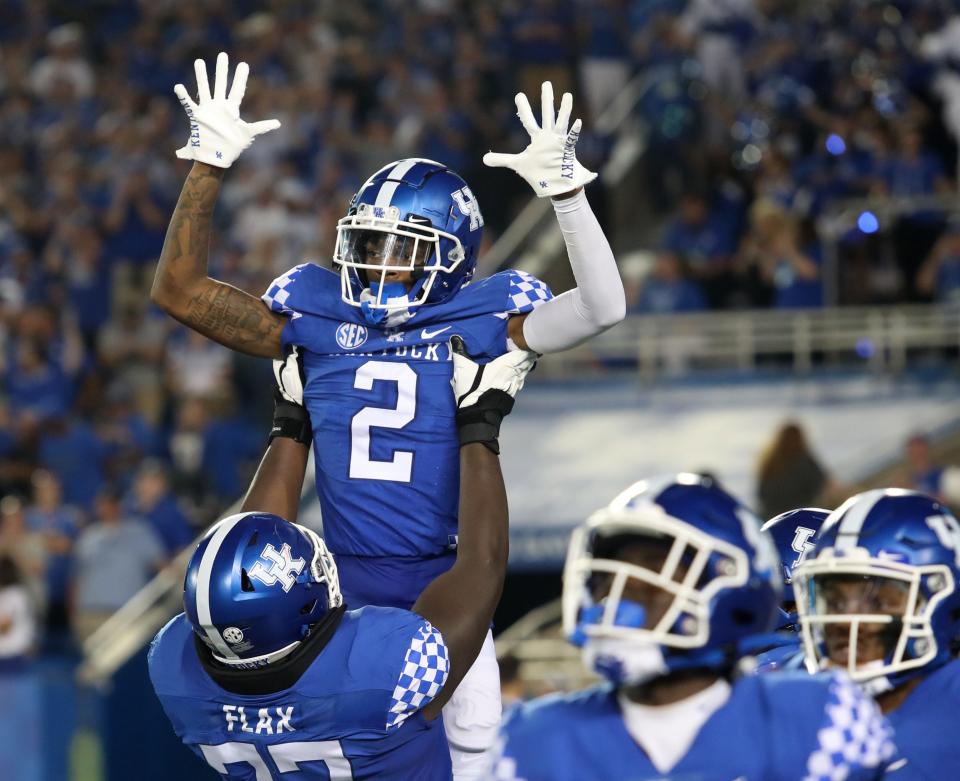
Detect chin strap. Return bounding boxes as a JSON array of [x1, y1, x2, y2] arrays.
[[360, 282, 417, 327]]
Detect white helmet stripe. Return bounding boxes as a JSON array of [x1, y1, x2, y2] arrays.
[[607, 474, 692, 512], [835, 489, 886, 552], [196, 513, 249, 659], [374, 158, 442, 208]]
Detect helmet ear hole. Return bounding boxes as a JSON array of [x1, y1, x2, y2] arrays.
[[300, 599, 318, 615], [730, 608, 756, 626]]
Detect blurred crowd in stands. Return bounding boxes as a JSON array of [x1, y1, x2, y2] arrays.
[[4, 0, 960, 661]]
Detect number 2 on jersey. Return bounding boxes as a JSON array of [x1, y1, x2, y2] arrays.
[[350, 361, 417, 482]]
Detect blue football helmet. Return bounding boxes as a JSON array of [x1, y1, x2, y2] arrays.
[[794, 489, 960, 694], [562, 474, 782, 686], [334, 158, 484, 324], [761, 507, 829, 630], [184, 512, 342, 669]]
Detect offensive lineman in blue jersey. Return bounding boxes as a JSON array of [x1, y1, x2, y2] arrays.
[[149, 339, 537, 779], [794, 489, 960, 779], [151, 53, 625, 775], [489, 475, 895, 781], [753, 508, 829, 672]]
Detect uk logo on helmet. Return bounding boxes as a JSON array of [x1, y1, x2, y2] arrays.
[[336, 322, 369, 350], [451, 186, 484, 232], [248, 543, 306, 593]]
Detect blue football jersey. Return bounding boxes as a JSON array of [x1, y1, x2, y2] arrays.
[[261, 264, 552, 586], [149, 607, 452, 780], [885, 659, 960, 779], [754, 632, 806, 673], [490, 672, 895, 781]]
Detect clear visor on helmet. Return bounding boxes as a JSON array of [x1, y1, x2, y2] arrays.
[[794, 557, 952, 683], [333, 204, 465, 310], [562, 508, 750, 650]]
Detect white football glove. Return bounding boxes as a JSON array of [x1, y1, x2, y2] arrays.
[[173, 52, 280, 169], [273, 345, 305, 405], [451, 337, 536, 410], [483, 81, 597, 198]]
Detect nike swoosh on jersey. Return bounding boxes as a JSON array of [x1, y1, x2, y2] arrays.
[[886, 758, 909, 772], [420, 326, 452, 339]]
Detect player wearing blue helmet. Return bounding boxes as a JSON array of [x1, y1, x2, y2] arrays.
[[753, 507, 829, 671], [152, 53, 625, 776], [794, 489, 960, 779], [489, 475, 895, 781], [149, 338, 537, 779]]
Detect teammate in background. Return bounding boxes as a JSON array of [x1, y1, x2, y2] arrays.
[[490, 475, 894, 781], [753, 507, 829, 671], [151, 53, 624, 776], [149, 339, 536, 779], [794, 489, 960, 779]]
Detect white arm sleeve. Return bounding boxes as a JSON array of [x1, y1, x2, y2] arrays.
[[520, 190, 626, 354]]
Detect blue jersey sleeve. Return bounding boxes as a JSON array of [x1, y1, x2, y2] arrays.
[[261, 262, 348, 351], [383, 617, 449, 730], [796, 673, 895, 781], [503, 269, 554, 315]]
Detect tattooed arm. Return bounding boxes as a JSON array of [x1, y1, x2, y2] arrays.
[[150, 162, 285, 359]]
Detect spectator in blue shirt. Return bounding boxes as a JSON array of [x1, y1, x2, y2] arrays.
[[70, 486, 165, 643], [631, 251, 707, 314], [37, 417, 108, 512], [739, 199, 822, 309], [126, 461, 193, 556], [24, 469, 78, 641], [663, 193, 737, 271], [5, 339, 70, 427], [901, 433, 945, 501]]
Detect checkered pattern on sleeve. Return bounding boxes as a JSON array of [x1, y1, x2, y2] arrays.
[[506, 270, 553, 314], [386, 621, 449, 730], [802, 673, 896, 781], [261, 263, 308, 318]]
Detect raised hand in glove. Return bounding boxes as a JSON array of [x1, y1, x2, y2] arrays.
[[483, 81, 597, 198], [174, 51, 280, 168], [450, 336, 536, 454]]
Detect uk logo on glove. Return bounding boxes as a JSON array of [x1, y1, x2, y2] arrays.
[[173, 52, 280, 169], [483, 81, 597, 198]]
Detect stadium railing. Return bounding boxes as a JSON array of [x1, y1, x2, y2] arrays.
[[535, 302, 960, 381]]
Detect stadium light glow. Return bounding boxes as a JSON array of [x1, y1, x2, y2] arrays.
[[825, 133, 846, 155], [857, 211, 879, 233]]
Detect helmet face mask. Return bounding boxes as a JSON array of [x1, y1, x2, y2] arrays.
[[334, 203, 466, 311], [794, 488, 960, 692], [565, 510, 751, 652], [795, 554, 953, 690], [334, 159, 482, 317], [562, 475, 780, 686]]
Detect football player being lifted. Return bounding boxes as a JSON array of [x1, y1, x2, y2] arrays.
[[151, 53, 624, 776], [149, 339, 536, 779], [490, 475, 895, 781], [794, 489, 960, 778]]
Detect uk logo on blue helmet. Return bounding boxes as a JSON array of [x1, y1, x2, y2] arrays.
[[183, 512, 342, 669], [333, 158, 484, 325], [794, 489, 960, 694], [761, 507, 829, 630], [562, 474, 781, 686]]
